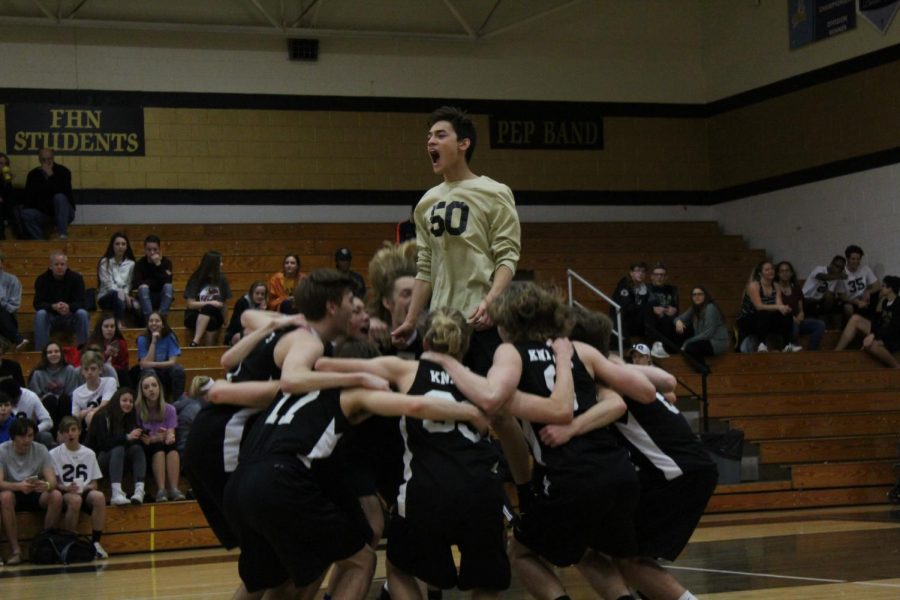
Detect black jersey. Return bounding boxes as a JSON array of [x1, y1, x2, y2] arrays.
[[240, 387, 350, 467], [396, 359, 498, 519], [614, 393, 715, 482], [514, 342, 622, 478], [227, 326, 295, 383]]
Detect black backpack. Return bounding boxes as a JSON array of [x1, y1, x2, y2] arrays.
[[29, 529, 96, 564]]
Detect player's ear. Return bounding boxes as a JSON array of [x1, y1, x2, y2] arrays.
[[457, 137, 471, 153]]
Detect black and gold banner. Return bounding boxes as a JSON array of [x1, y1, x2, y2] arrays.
[[5, 104, 144, 156]]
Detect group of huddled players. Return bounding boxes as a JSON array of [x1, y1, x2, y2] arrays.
[[183, 267, 716, 600]]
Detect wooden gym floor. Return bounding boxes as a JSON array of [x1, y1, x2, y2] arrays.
[[1, 504, 898, 599]]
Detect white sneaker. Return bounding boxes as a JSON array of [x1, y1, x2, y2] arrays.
[[650, 342, 670, 358], [110, 489, 129, 506], [757, 342, 768, 352], [130, 483, 145, 505], [93, 542, 108, 559], [783, 343, 803, 352]]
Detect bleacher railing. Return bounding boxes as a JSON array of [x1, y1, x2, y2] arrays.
[[566, 269, 624, 358]]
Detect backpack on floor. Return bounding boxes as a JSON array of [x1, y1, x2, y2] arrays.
[[29, 529, 96, 564]]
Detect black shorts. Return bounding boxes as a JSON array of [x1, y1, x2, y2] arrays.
[[185, 438, 237, 549], [185, 306, 225, 331], [63, 489, 100, 515], [514, 471, 640, 567], [144, 441, 178, 458], [881, 337, 900, 353], [634, 467, 718, 561], [13, 490, 44, 511], [387, 477, 510, 591], [223, 457, 369, 593]]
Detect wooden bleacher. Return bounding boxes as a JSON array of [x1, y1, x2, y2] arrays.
[[0, 221, 894, 556]]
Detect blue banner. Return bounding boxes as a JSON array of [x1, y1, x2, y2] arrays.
[[789, 0, 856, 49]]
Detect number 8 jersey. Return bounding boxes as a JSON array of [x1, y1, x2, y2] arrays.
[[396, 359, 499, 519]]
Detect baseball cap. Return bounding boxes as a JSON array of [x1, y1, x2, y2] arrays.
[[335, 248, 352, 261], [632, 343, 650, 356]]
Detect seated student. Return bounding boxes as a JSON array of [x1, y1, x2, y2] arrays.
[[835, 276, 900, 368], [136, 312, 186, 402], [802, 255, 848, 327], [50, 415, 108, 558], [644, 262, 680, 358], [0, 338, 25, 388], [630, 343, 654, 366], [0, 393, 12, 443], [0, 417, 63, 566], [87, 314, 130, 385], [675, 286, 731, 369], [28, 341, 81, 435], [842, 244, 881, 321], [183, 251, 231, 347], [224, 281, 267, 346], [132, 234, 174, 323], [96, 232, 140, 329], [611, 262, 649, 344], [736, 261, 796, 352], [172, 375, 212, 460], [267, 254, 301, 314], [86, 387, 146, 506], [0, 378, 54, 448], [136, 372, 184, 503], [70, 350, 118, 430], [776, 261, 826, 350]]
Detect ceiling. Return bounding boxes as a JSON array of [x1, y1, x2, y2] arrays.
[[0, 0, 590, 41]]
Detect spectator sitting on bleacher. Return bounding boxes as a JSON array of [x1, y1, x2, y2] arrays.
[[0, 394, 12, 443], [0, 250, 27, 349], [267, 254, 301, 314], [86, 387, 146, 506], [612, 262, 649, 345], [33, 252, 90, 351], [97, 231, 140, 329], [0, 378, 54, 448], [29, 341, 80, 431], [133, 235, 174, 324], [173, 375, 212, 460], [136, 372, 184, 503], [802, 255, 848, 329], [776, 261, 826, 351], [675, 285, 730, 370], [225, 281, 267, 346], [70, 351, 117, 430], [136, 312, 185, 401], [0, 152, 18, 239], [335, 247, 366, 299], [22, 147, 74, 240], [183, 251, 231, 347], [835, 275, 900, 368], [50, 415, 108, 559], [736, 260, 797, 353], [0, 338, 25, 388], [645, 262, 679, 358], [0, 417, 63, 566], [842, 244, 881, 321], [87, 314, 130, 385], [630, 343, 653, 366]]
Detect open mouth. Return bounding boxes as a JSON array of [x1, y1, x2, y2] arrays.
[[429, 150, 440, 164]]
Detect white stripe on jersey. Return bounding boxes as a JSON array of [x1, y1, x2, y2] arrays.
[[521, 419, 544, 467], [297, 418, 343, 469], [396, 416, 414, 518], [615, 410, 684, 481], [222, 407, 262, 473]]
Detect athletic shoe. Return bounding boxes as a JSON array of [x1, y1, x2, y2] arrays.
[[650, 342, 670, 358], [155, 489, 169, 503], [783, 343, 803, 352], [93, 542, 109, 559], [110, 489, 130, 506], [5, 553, 21, 566], [131, 483, 145, 505], [169, 488, 186, 501], [15, 338, 28, 351], [757, 342, 768, 352]]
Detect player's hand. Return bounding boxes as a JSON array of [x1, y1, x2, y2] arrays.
[[551, 337, 573, 364], [468, 301, 492, 331], [357, 373, 390, 391], [539, 423, 575, 447], [468, 407, 491, 436], [390, 319, 416, 346], [675, 320, 685, 334]]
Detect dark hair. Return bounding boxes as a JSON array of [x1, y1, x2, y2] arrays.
[[35, 341, 68, 371], [0, 391, 12, 405], [89, 313, 125, 347], [9, 416, 36, 439], [775, 261, 797, 285], [334, 338, 382, 359], [0, 378, 22, 402], [247, 280, 267, 298], [100, 231, 136, 262], [652, 262, 667, 272], [144, 234, 161, 246], [0, 152, 8, 163], [143, 311, 174, 340], [630, 262, 648, 272], [489, 282, 573, 343], [282, 254, 301, 275], [883, 275, 900, 294], [294, 269, 354, 321], [688, 285, 723, 324], [750, 260, 774, 283], [429, 106, 477, 163], [90, 387, 137, 440], [188, 251, 223, 287], [58, 415, 80, 433], [569, 306, 613, 357], [845, 245, 864, 259], [831, 255, 847, 267]]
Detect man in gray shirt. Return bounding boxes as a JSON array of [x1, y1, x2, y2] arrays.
[[0, 250, 25, 349], [0, 417, 63, 565]]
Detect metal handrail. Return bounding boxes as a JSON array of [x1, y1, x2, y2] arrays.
[[567, 269, 624, 357]]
